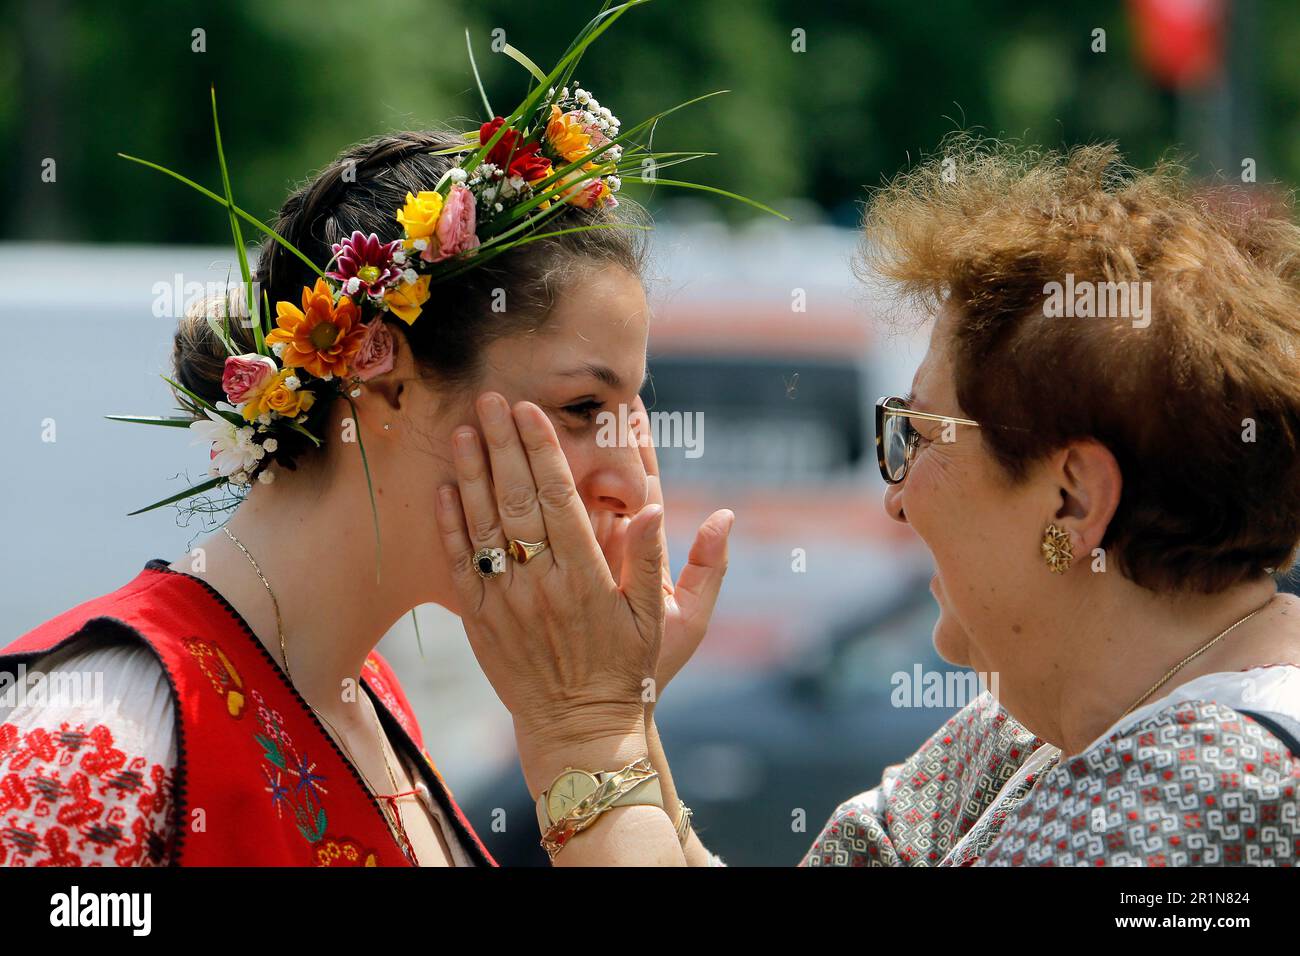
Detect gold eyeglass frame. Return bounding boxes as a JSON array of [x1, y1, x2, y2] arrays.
[[874, 394, 981, 485]]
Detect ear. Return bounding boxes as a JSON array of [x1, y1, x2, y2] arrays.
[[1052, 439, 1122, 556], [353, 324, 416, 419]]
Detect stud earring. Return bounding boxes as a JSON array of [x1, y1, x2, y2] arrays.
[[383, 423, 391, 431], [1041, 523, 1073, 573]]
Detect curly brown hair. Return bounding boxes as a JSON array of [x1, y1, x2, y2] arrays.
[[860, 134, 1300, 594]]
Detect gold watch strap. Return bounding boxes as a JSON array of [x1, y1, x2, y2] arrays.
[[535, 764, 664, 830], [538, 758, 663, 860]]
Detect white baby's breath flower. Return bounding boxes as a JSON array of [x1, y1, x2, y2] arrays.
[[448, 167, 468, 183], [412, 238, 428, 251], [608, 145, 623, 162], [607, 176, 622, 192], [263, 437, 278, 453], [349, 386, 361, 398], [576, 89, 590, 105], [344, 277, 361, 296], [402, 268, 418, 284], [229, 470, 249, 486], [392, 247, 407, 264], [258, 469, 275, 484], [258, 412, 271, 426], [494, 202, 503, 212], [284, 375, 301, 391], [271, 342, 285, 357]]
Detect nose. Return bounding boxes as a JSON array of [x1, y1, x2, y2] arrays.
[[579, 429, 649, 516], [883, 479, 908, 525]]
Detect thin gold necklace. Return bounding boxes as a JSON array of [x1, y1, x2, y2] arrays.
[[1118, 597, 1275, 719], [221, 525, 420, 864]]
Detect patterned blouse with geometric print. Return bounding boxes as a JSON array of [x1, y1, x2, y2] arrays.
[[802, 665, 1300, 867]]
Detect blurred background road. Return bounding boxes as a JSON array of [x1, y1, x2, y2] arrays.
[[4, 0, 1299, 864]]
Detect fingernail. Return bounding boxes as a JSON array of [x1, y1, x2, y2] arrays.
[[721, 509, 735, 532], [479, 394, 507, 423], [455, 430, 477, 457]]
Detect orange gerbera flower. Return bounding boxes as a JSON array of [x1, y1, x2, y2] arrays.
[[546, 105, 593, 164], [266, 278, 367, 379]]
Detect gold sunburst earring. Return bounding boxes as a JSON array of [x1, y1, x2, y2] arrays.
[[1041, 523, 1073, 573]]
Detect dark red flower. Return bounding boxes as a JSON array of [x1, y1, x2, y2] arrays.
[[479, 117, 553, 183]]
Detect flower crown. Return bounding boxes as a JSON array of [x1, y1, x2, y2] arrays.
[[111, 1, 784, 524]]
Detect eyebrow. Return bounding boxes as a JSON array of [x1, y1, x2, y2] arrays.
[[558, 362, 650, 391]]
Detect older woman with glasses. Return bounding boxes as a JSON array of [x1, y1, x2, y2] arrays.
[[435, 136, 1300, 866]]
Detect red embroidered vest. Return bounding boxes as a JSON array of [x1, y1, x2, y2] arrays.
[[0, 559, 496, 867]]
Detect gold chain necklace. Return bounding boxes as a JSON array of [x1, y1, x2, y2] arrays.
[[221, 525, 420, 864], [1118, 597, 1275, 719]]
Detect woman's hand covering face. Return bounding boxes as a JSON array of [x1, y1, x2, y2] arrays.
[[434, 392, 667, 750]]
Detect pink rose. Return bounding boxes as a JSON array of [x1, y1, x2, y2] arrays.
[[222, 353, 278, 404], [428, 184, 481, 263], [351, 319, 395, 382]]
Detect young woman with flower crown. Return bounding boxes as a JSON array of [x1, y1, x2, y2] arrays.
[[0, 6, 779, 867]]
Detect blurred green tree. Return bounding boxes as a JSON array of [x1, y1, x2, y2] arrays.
[[0, 0, 1293, 242]]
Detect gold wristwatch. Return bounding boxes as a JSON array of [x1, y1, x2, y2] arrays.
[[536, 758, 664, 858]]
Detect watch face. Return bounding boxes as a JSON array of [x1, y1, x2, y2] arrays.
[[546, 770, 600, 823]]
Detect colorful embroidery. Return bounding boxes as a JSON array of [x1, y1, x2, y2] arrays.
[[313, 836, 378, 867], [362, 655, 414, 738], [252, 688, 331, 843], [0, 720, 174, 866], [182, 635, 245, 718], [183, 638, 384, 866]]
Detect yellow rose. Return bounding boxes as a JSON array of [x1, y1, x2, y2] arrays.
[[244, 369, 315, 420], [384, 275, 432, 326], [396, 190, 444, 247]]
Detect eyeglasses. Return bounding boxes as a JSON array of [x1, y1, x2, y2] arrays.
[[874, 395, 981, 484]]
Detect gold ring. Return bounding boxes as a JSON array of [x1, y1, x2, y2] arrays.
[[507, 538, 549, 565], [472, 547, 507, 579]]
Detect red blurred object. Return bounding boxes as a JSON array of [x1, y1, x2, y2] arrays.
[[1128, 0, 1226, 90]]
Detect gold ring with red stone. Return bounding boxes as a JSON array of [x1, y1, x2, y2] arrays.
[[507, 538, 549, 565]]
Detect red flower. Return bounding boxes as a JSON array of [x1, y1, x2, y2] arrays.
[[479, 117, 552, 182]]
